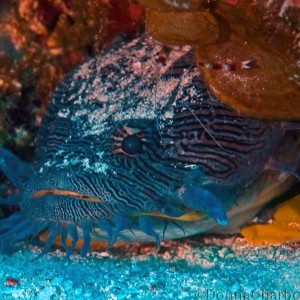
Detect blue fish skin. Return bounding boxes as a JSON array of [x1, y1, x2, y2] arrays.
[[0, 147, 33, 189], [182, 186, 228, 226], [0, 35, 299, 256]]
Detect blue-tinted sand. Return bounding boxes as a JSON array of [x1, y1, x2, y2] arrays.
[[0, 237, 299, 299]]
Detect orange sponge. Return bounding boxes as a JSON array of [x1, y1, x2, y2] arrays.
[[241, 194, 300, 245]]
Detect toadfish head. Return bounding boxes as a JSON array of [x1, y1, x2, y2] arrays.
[[0, 36, 299, 256]]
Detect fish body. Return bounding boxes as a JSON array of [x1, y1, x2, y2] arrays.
[[0, 35, 299, 254]]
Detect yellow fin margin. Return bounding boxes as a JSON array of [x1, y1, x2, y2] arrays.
[[134, 210, 205, 222]]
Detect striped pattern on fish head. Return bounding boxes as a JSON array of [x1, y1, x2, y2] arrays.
[[0, 35, 298, 255]]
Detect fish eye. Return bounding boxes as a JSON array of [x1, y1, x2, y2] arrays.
[[121, 134, 143, 155]]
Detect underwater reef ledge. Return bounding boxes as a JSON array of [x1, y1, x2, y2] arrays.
[[0, 236, 299, 299]]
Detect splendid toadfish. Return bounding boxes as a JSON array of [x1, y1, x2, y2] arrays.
[[0, 35, 299, 256]]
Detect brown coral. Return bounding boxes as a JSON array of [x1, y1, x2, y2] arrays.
[[0, 0, 144, 157], [139, 0, 300, 120]]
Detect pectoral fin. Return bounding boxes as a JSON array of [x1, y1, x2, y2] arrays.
[[0, 147, 33, 189], [182, 186, 228, 226]]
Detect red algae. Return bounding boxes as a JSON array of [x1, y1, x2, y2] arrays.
[[0, 0, 144, 155]]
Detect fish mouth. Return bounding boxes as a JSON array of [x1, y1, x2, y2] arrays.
[[30, 189, 207, 223], [31, 190, 103, 203]]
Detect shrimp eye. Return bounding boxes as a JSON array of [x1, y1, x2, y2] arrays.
[[121, 134, 143, 155]]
